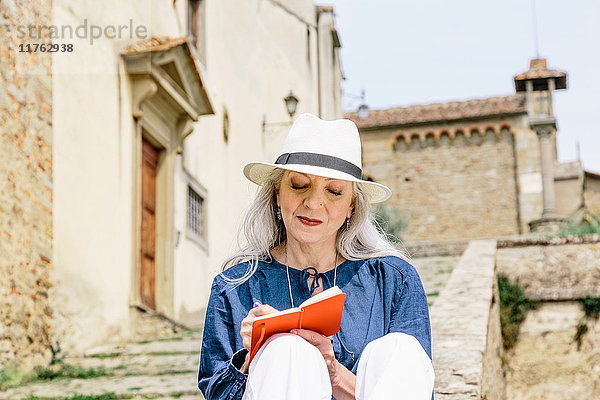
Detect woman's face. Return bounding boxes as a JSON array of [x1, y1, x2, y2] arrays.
[[276, 171, 354, 246]]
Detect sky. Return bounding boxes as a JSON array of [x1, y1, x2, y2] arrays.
[[317, 0, 600, 173]]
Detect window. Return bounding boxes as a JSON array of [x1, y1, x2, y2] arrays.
[[187, 0, 206, 64], [187, 180, 207, 248]]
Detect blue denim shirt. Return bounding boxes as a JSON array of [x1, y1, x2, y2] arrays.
[[197, 256, 432, 399]]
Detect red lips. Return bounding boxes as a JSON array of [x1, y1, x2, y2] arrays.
[[297, 216, 322, 226]]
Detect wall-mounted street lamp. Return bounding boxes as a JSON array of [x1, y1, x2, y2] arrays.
[[263, 90, 300, 132], [283, 91, 299, 118]]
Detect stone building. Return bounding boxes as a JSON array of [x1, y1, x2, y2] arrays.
[[0, 0, 54, 369], [1, 0, 342, 368], [348, 59, 599, 243]]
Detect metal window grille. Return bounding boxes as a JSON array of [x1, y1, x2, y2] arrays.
[[188, 186, 204, 238]]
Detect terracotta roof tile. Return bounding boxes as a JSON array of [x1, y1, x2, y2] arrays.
[[346, 94, 527, 129], [316, 5, 334, 12], [122, 36, 188, 54], [514, 58, 567, 91], [121, 36, 214, 116], [514, 58, 566, 81]]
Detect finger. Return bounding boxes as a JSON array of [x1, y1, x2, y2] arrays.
[[241, 319, 253, 330], [251, 304, 279, 317], [291, 329, 329, 347]]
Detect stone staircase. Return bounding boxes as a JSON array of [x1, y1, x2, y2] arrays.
[[412, 255, 459, 306], [0, 256, 459, 400], [1, 328, 204, 400]]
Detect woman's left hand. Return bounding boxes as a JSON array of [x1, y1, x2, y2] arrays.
[[290, 329, 356, 399], [290, 329, 340, 385]]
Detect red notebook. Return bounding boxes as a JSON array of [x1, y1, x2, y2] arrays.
[[249, 286, 345, 363]]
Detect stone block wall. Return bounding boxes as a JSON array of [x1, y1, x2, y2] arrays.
[[481, 276, 504, 400], [584, 173, 600, 216], [504, 302, 600, 399], [512, 120, 544, 233], [0, 0, 53, 368], [553, 161, 584, 218], [554, 177, 583, 217], [430, 240, 505, 399], [362, 123, 520, 242], [496, 236, 600, 398], [497, 236, 600, 300]]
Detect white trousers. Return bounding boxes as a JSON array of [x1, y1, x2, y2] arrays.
[[242, 332, 434, 400]]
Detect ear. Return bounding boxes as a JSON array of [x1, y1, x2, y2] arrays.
[[347, 184, 356, 219]]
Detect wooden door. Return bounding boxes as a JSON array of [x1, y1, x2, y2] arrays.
[[140, 137, 158, 310]]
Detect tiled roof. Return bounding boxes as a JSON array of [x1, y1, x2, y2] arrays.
[[316, 5, 334, 12], [122, 36, 188, 54], [514, 60, 566, 81], [585, 170, 600, 180], [346, 94, 527, 129], [514, 58, 567, 91], [121, 36, 214, 116]]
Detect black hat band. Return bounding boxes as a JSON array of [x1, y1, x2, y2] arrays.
[[275, 152, 362, 179]]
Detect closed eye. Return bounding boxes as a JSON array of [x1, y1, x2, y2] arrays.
[[291, 185, 308, 190], [328, 189, 342, 196]]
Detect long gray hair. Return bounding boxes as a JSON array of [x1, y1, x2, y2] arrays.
[[221, 168, 408, 284]]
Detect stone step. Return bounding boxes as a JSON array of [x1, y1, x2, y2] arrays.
[[65, 352, 199, 375], [0, 372, 202, 400], [85, 335, 202, 357], [413, 255, 458, 303]]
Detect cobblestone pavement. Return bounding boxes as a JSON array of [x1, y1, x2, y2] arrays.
[[412, 256, 459, 306], [1, 314, 205, 400]]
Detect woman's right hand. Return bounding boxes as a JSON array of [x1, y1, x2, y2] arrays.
[[239, 304, 278, 373], [240, 304, 279, 352]]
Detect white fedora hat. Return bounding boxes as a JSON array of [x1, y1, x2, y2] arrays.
[[243, 113, 392, 203]]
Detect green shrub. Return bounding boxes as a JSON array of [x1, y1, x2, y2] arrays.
[[373, 204, 409, 243], [550, 218, 600, 238], [579, 296, 600, 319], [497, 273, 540, 350], [0, 365, 34, 390], [571, 297, 600, 350], [574, 323, 589, 350], [0, 364, 112, 391]]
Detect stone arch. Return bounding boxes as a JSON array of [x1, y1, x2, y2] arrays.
[[499, 126, 513, 143], [453, 129, 467, 147], [439, 131, 451, 146], [394, 135, 408, 152], [408, 133, 421, 150], [392, 131, 407, 144], [484, 125, 498, 135], [469, 128, 483, 145], [425, 132, 436, 148], [484, 127, 497, 143]]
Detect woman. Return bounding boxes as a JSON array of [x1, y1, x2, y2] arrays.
[[198, 113, 434, 400]]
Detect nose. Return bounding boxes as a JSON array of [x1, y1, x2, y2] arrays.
[[303, 187, 325, 209]]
